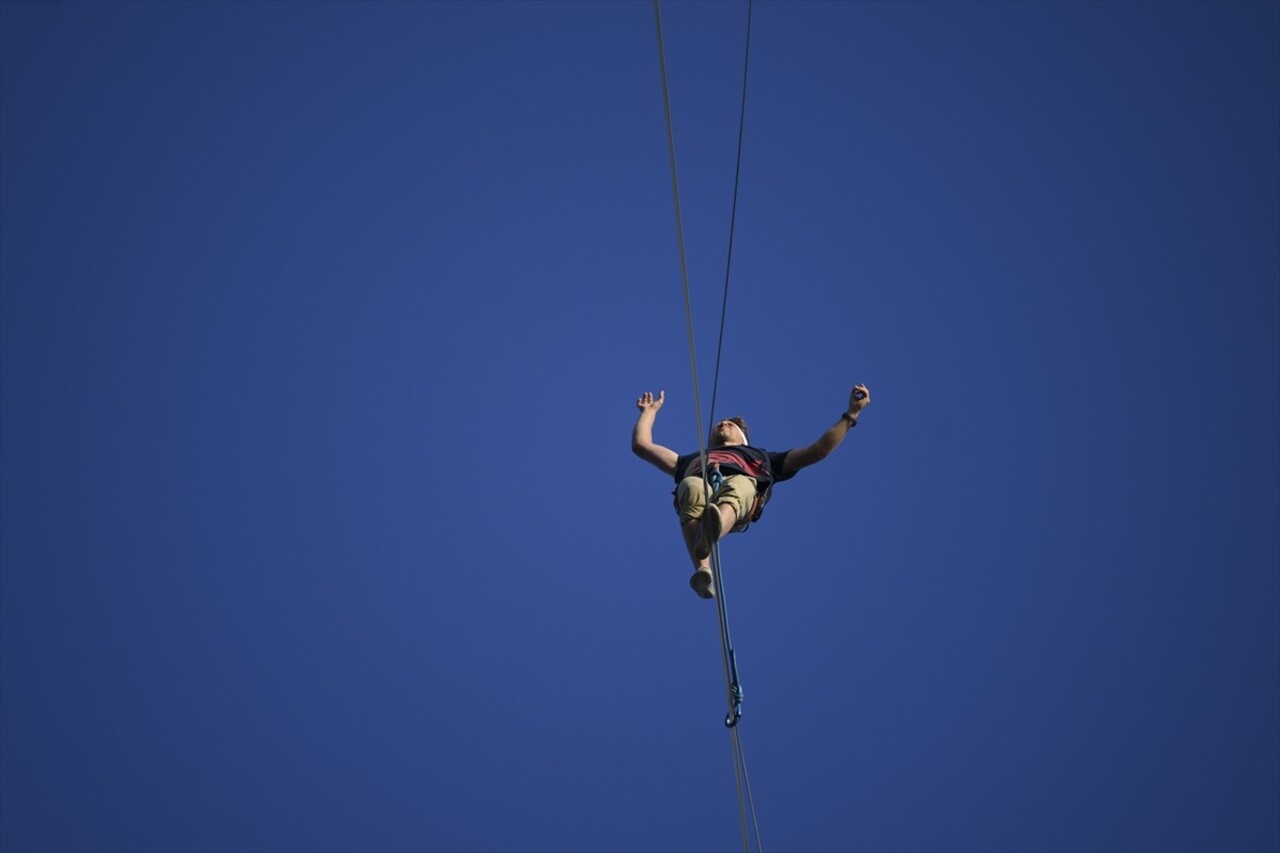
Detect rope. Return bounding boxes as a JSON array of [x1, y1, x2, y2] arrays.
[[711, 540, 764, 852], [707, 0, 753, 432], [653, 2, 761, 851], [652, 0, 709, 471], [708, 0, 754, 739], [732, 724, 765, 852]]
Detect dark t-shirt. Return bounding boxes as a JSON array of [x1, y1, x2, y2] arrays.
[[673, 445, 795, 490], [672, 445, 796, 524]]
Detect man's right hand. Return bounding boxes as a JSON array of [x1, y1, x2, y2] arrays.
[[636, 390, 665, 413], [632, 391, 678, 475]]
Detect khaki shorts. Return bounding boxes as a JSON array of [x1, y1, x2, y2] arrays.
[[675, 475, 757, 532]]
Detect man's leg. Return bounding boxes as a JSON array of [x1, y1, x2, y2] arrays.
[[682, 504, 740, 599], [676, 476, 755, 598], [691, 502, 740, 561], [693, 474, 756, 561], [676, 477, 731, 599], [681, 518, 707, 568]]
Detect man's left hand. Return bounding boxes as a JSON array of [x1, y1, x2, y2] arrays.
[[849, 384, 871, 414]]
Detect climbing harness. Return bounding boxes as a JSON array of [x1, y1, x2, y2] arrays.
[[653, 1, 762, 850]]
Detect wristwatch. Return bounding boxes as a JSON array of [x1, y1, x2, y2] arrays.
[[841, 412, 858, 428]]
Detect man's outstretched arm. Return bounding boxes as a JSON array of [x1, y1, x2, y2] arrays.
[[632, 391, 680, 476], [779, 384, 871, 477]]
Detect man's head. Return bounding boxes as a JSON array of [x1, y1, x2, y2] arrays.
[[711, 417, 750, 447]]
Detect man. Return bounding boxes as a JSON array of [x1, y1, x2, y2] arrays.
[[632, 384, 871, 599]]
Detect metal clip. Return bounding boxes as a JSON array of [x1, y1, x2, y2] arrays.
[[724, 682, 743, 728], [708, 462, 724, 496]]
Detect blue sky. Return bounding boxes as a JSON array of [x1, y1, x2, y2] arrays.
[[1, 2, 1277, 851]]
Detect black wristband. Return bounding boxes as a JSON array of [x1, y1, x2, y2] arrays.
[[841, 413, 858, 428]]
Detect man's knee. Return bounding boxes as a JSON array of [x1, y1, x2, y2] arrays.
[[675, 476, 710, 522], [717, 476, 757, 530]]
